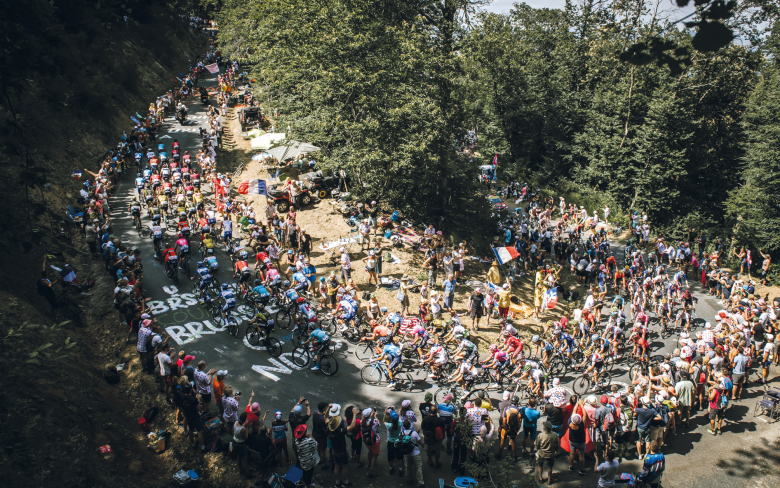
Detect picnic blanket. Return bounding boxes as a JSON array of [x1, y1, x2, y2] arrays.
[[507, 302, 534, 320], [319, 238, 357, 250], [389, 253, 402, 264], [487, 195, 502, 205], [395, 226, 422, 244]]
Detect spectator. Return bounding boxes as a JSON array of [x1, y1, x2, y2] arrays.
[[344, 406, 364, 467], [289, 397, 311, 465], [271, 410, 290, 465], [383, 408, 402, 476], [222, 386, 240, 435], [595, 447, 620, 487], [327, 404, 351, 487], [213, 370, 227, 418], [157, 344, 173, 405], [294, 424, 318, 487], [522, 398, 541, 455], [401, 418, 424, 487], [194, 361, 218, 413], [420, 405, 444, 468], [233, 412, 250, 478], [312, 402, 329, 468], [179, 382, 206, 452], [361, 407, 380, 477], [535, 421, 559, 485]]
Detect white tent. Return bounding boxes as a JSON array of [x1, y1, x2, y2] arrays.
[[250, 133, 287, 150]]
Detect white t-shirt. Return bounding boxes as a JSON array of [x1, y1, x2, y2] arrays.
[[158, 352, 172, 376]]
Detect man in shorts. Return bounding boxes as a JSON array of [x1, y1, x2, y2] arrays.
[[521, 398, 541, 455], [731, 346, 750, 399], [468, 288, 486, 330], [535, 421, 559, 484]]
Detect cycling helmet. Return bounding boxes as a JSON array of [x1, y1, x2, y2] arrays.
[[267, 263, 274, 269], [178, 232, 183, 238], [296, 297, 306, 303], [591, 334, 599, 341], [489, 344, 497, 352], [254, 279, 262, 285], [221, 283, 229, 290], [553, 329, 561, 336], [369, 319, 378, 327], [319, 277, 325, 282], [389, 313, 401, 324], [197, 261, 204, 267], [380, 307, 388, 313], [137, 172, 141, 177], [511, 396, 520, 405], [532, 335, 540, 342], [282, 280, 291, 288], [288, 249, 294, 255]]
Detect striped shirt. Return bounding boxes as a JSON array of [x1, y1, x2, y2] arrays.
[[296, 437, 318, 470]]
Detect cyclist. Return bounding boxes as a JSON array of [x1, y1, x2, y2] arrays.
[[531, 335, 554, 369], [128, 197, 142, 228], [482, 344, 509, 388], [134, 173, 145, 197], [220, 219, 233, 250], [421, 339, 448, 381], [233, 256, 251, 295], [174, 233, 190, 268], [264, 263, 282, 293], [410, 322, 430, 357], [177, 215, 191, 238], [448, 358, 478, 389], [553, 330, 575, 360], [251, 279, 271, 307], [162, 245, 178, 276], [674, 308, 691, 332], [452, 336, 479, 364], [302, 328, 330, 372], [219, 283, 236, 324], [157, 192, 169, 216], [361, 320, 393, 354], [442, 317, 467, 344], [578, 334, 604, 387], [673, 269, 689, 289], [332, 295, 357, 330], [376, 340, 402, 389], [517, 358, 547, 398], [291, 269, 310, 295], [194, 261, 213, 302], [501, 333, 524, 360], [151, 220, 164, 258]]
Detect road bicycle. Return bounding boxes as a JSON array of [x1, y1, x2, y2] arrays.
[[291, 343, 338, 376], [432, 381, 487, 404], [360, 357, 413, 391], [245, 322, 282, 357], [165, 259, 179, 285], [212, 301, 240, 337], [572, 367, 612, 395]]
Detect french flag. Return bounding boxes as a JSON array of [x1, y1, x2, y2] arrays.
[[237, 179, 267, 195], [493, 246, 520, 266]]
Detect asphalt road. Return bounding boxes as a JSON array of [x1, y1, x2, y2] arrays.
[[110, 68, 779, 487]]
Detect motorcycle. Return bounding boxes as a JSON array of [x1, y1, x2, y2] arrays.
[[176, 111, 187, 125]]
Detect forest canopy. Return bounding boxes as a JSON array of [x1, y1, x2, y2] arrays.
[[210, 0, 780, 254]]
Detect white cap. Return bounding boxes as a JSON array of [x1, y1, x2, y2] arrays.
[[705, 322, 711, 329]]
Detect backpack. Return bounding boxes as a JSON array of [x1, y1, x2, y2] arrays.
[[505, 407, 520, 433], [396, 429, 416, 456], [145, 332, 156, 354], [620, 405, 633, 427], [361, 420, 375, 446], [434, 425, 445, 442], [602, 406, 616, 432], [657, 404, 670, 427]]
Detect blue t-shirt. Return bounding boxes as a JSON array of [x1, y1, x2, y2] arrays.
[[443, 279, 455, 295], [521, 407, 541, 431], [438, 403, 456, 420], [303, 264, 317, 283]]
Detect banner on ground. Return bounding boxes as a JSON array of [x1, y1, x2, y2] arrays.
[[205, 63, 219, 74], [492, 246, 520, 266], [237, 179, 267, 196]]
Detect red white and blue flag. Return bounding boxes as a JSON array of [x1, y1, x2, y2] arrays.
[[543, 287, 558, 310], [492, 153, 498, 167], [205, 63, 219, 74], [493, 246, 520, 266], [492, 153, 498, 181], [237, 179, 267, 196]]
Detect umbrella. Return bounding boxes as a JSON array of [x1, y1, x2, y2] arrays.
[[250, 132, 287, 150], [266, 140, 321, 162], [246, 128, 266, 139]]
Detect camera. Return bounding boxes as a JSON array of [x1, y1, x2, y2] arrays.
[[235, 391, 241, 398]]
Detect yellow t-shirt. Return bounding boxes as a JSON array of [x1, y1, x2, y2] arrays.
[[496, 289, 511, 308]]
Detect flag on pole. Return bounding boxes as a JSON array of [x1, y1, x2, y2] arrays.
[[130, 116, 140, 126], [492, 153, 498, 181], [542, 287, 558, 310], [205, 63, 219, 74], [237, 179, 267, 195], [492, 153, 498, 167], [493, 246, 520, 266]]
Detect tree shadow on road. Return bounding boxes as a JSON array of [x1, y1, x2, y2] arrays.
[[714, 436, 780, 480]]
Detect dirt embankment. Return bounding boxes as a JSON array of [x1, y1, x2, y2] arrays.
[[0, 11, 207, 488]]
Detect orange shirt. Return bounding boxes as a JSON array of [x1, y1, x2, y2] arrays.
[[213, 378, 225, 403]]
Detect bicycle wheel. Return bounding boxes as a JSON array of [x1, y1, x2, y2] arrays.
[[660, 321, 673, 339], [355, 342, 375, 363], [245, 325, 265, 346], [572, 375, 591, 395], [292, 347, 310, 368], [629, 363, 644, 382], [265, 337, 282, 358], [434, 386, 454, 404], [548, 359, 566, 378], [395, 373, 414, 392], [571, 350, 585, 365], [597, 370, 612, 389], [275, 307, 293, 330], [321, 316, 337, 335], [360, 364, 384, 385], [463, 387, 488, 404], [227, 317, 239, 337], [292, 328, 306, 348], [343, 327, 361, 344], [140, 226, 151, 238], [408, 362, 428, 382], [320, 355, 339, 376]]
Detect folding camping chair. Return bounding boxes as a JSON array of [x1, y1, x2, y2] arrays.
[[753, 388, 780, 422]]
